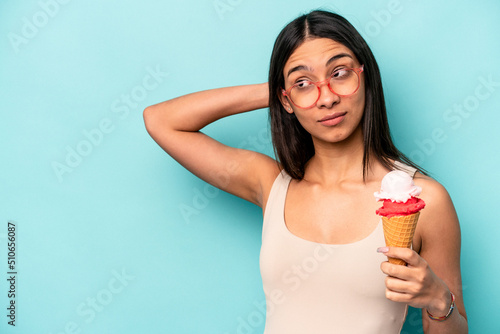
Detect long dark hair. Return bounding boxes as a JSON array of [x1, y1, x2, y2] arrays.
[[268, 10, 424, 180]]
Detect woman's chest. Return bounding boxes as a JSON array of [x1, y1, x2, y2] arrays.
[[284, 183, 381, 244]]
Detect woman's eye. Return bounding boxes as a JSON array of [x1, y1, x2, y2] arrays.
[[332, 69, 349, 79], [296, 80, 312, 88]]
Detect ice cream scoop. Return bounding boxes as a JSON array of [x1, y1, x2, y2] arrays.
[[374, 170, 422, 203]]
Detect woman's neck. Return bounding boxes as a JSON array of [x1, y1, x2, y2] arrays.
[[304, 126, 380, 185]]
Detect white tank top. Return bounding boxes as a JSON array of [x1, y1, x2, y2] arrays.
[[260, 163, 416, 333]]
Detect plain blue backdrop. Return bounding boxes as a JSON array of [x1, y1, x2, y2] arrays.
[[1, 0, 499, 333]]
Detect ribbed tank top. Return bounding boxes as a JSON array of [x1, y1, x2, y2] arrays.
[[260, 163, 416, 333]]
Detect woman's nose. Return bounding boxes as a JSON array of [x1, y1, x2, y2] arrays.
[[316, 82, 340, 108]]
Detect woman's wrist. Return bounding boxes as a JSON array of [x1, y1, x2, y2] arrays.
[[427, 292, 455, 321], [253, 82, 269, 110], [227, 83, 269, 114], [426, 286, 452, 317]]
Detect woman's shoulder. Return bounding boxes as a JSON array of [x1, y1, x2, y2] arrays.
[[413, 172, 453, 209], [385, 160, 453, 211], [412, 172, 460, 252]]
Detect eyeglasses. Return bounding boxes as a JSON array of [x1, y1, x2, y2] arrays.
[[282, 65, 364, 109]]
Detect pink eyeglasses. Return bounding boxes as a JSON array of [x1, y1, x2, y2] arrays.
[[282, 65, 364, 109]]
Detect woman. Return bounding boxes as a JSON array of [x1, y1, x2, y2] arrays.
[[144, 10, 467, 334]]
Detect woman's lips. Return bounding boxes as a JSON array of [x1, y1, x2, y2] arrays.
[[318, 112, 347, 126]]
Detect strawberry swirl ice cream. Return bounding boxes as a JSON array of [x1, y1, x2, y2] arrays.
[[374, 170, 426, 218]]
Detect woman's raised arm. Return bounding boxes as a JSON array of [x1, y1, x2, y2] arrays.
[[143, 83, 280, 207]]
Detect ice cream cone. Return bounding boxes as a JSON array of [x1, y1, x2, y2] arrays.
[[381, 211, 420, 265]]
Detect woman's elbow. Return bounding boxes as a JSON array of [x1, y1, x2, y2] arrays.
[[143, 106, 158, 135]]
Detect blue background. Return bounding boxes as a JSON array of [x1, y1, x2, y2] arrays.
[[1, 0, 499, 333]]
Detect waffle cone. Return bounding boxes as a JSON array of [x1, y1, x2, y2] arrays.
[[382, 212, 420, 265]]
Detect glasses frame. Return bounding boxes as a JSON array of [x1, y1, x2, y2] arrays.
[[281, 65, 364, 109]]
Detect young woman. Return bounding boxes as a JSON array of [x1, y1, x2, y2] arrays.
[[144, 10, 467, 334]]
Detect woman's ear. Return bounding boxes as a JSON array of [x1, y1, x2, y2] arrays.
[[279, 90, 294, 114]]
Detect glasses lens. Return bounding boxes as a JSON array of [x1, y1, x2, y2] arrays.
[[289, 82, 319, 109], [329, 69, 359, 96]]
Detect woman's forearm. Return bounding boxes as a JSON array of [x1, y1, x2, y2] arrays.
[[143, 83, 269, 133]]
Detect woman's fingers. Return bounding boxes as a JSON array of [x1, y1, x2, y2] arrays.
[[378, 246, 423, 268], [380, 261, 413, 280], [382, 265, 423, 304], [384, 275, 421, 294], [378, 247, 423, 282], [384, 286, 413, 303]]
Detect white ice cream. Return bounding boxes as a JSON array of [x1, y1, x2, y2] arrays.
[[374, 170, 422, 203]]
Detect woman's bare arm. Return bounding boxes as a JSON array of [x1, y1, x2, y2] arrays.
[[143, 83, 280, 207], [416, 177, 468, 333], [379, 175, 468, 333]]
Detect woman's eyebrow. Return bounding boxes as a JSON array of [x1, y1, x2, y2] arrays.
[[286, 53, 353, 78], [325, 53, 353, 66], [287, 65, 312, 78]]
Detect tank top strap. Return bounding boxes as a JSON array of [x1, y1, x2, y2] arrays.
[[262, 170, 292, 231], [393, 160, 418, 178]]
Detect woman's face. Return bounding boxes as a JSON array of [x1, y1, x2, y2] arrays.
[[280, 38, 365, 145]]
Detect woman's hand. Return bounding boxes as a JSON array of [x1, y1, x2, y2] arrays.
[[378, 246, 452, 317]]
